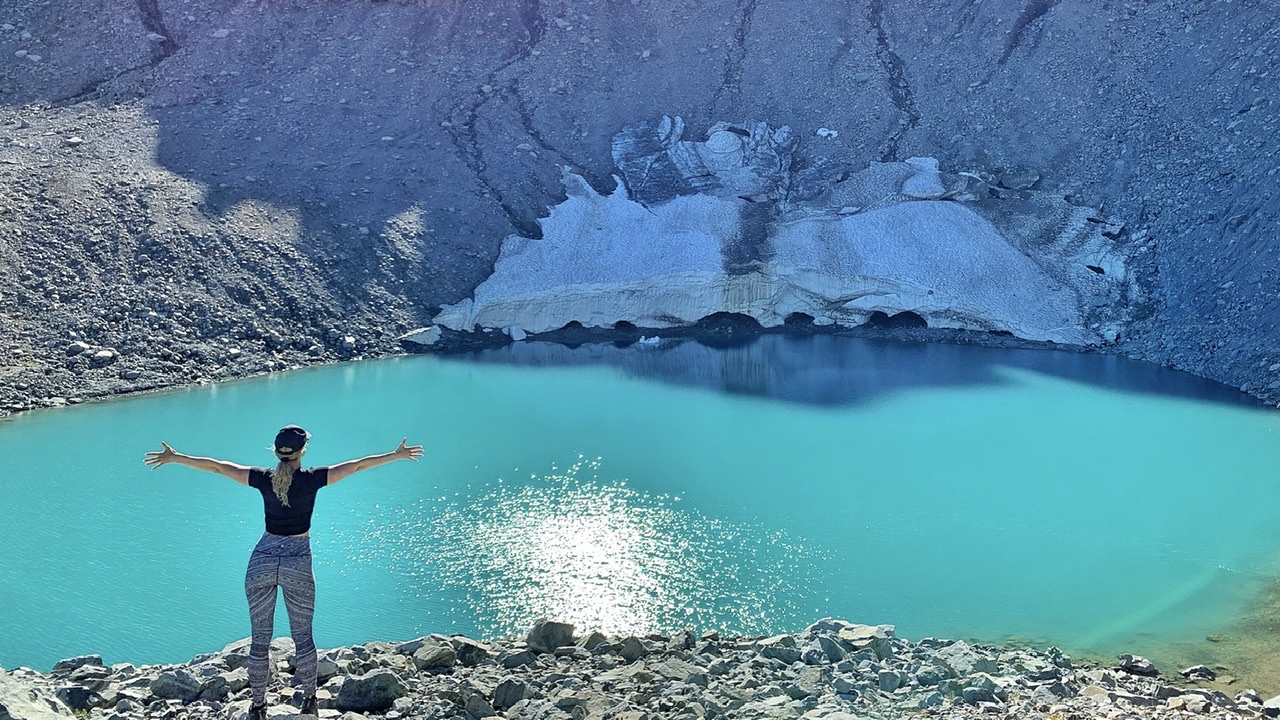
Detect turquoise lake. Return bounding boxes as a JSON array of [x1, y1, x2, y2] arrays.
[[2, 335, 1279, 677]]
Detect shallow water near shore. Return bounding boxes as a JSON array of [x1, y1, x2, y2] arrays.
[[2, 336, 1278, 688]]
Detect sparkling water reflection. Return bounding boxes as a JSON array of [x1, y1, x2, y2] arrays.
[[377, 455, 825, 639]]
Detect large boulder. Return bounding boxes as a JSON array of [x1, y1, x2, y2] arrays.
[[757, 635, 802, 665], [492, 677, 528, 711], [411, 644, 456, 673], [0, 672, 70, 720], [335, 670, 408, 712], [836, 624, 896, 660], [617, 637, 648, 663], [525, 620, 575, 654], [217, 638, 252, 671], [51, 687, 98, 712], [49, 657, 101, 676], [452, 638, 491, 668], [933, 641, 998, 678], [149, 669, 201, 703]]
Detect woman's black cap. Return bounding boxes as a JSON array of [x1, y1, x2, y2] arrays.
[[274, 425, 310, 455]]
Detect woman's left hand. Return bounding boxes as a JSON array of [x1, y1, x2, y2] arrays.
[[144, 441, 180, 469]]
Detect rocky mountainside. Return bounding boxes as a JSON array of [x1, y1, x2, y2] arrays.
[[0, 0, 1277, 412]]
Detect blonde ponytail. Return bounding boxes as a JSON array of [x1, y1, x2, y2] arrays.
[[271, 456, 297, 506]]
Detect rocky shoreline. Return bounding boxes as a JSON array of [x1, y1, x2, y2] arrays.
[[4, 619, 1278, 720]]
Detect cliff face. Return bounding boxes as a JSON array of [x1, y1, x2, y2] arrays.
[[0, 0, 1276, 409]]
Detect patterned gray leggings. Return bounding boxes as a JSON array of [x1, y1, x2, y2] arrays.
[[245, 533, 317, 705]]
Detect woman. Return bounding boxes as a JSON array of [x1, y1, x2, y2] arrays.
[[144, 425, 423, 720]]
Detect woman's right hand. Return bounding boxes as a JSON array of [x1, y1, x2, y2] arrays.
[[395, 438, 424, 462]]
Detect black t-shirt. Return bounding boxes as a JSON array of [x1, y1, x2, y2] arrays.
[[247, 466, 330, 535]]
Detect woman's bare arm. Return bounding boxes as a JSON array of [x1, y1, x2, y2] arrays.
[[326, 438, 423, 486], [144, 441, 252, 485]]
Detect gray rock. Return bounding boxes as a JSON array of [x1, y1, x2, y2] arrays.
[[335, 670, 408, 712], [760, 645, 802, 664], [650, 658, 702, 682], [218, 638, 252, 670], [901, 156, 945, 199], [113, 685, 150, 706], [1237, 689, 1264, 705], [316, 658, 340, 683], [706, 659, 731, 676], [961, 685, 995, 704], [1109, 690, 1162, 707], [65, 666, 108, 691], [0, 672, 70, 720], [832, 676, 859, 701], [113, 698, 143, 714], [815, 635, 847, 663], [933, 641, 996, 677], [1117, 653, 1158, 677], [790, 666, 827, 699], [1180, 664, 1216, 681], [575, 631, 609, 652], [617, 637, 648, 663], [668, 629, 695, 651], [64, 342, 91, 357], [195, 668, 237, 703], [150, 669, 200, 702], [877, 670, 901, 693], [799, 643, 827, 666], [1015, 656, 1061, 681], [50, 657, 102, 675], [492, 678, 528, 711], [452, 638, 490, 668], [758, 635, 801, 664], [393, 637, 430, 656], [411, 644, 456, 672], [833, 626, 895, 662], [526, 620, 575, 654], [52, 687, 99, 712], [917, 691, 943, 708], [914, 665, 946, 687], [501, 650, 537, 669], [463, 693, 496, 718], [219, 668, 248, 694]]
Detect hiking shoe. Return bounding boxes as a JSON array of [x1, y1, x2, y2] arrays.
[[298, 696, 318, 718], [248, 705, 267, 720]]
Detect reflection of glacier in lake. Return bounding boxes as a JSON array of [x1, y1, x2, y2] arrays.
[[409, 455, 828, 639], [460, 334, 1260, 408]]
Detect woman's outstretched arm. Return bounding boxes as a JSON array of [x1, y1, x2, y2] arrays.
[[326, 438, 423, 486], [144, 441, 252, 485]]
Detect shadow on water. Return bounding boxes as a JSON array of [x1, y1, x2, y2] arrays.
[[455, 334, 1264, 409]]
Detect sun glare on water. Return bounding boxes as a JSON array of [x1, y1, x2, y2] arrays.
[[386, 455, 827, 639]]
